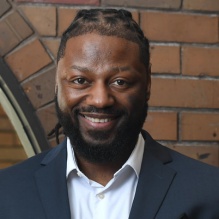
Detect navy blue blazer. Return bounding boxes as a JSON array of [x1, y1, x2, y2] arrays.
[[0, 131, 219, 219]]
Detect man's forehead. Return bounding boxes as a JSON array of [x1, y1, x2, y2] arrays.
[[64, 32, 140, 51], [62, 34, 139, 62]]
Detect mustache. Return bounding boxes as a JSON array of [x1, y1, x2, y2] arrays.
[[73, 106, 125, 116], [54, 95, 127, 117]]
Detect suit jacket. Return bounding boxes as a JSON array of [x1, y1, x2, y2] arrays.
[[1, 130, 219, 219]]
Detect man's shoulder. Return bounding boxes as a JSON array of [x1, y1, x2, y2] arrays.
[[0, 149, 48, 182], [0, 139, 67, 182], [159, 139, 219, 177], [142, 130, 219, 216], [167, 145, 219, 175], [142, 130, 219, 177]]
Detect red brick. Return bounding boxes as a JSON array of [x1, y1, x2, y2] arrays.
[[0, 133, 14, 146], [15, 135, 22, 146], [7, 11, 33, 40], [0, 148, 27, 160], [141, 12, 218, 43], [0, 117, 13, 131], [181, 112, 219, 141], [0, 21, 19, 56], [102, 0, 181, 9], [182, 46, 219, 77], [0, 130, 27, 168], [37, 103, 58, 135], [0, 106, 6, 116], [16, 0, 99, 5], [0, 12, 33, 56], [183, 0, 219, 12], [22, 66, 56, 108], [166, 143, 219, 167], [0, 0, 11, 17], [58, 8, 78, 36], [20, 6, 56, 36], [150, 45, 180, 74], [0, 162, 14, 169], [149, 78, 219, 108], [42, 38, 60, 58], [143, 111, 177, 140], [5, 39, 52, 81], [131, 11, 139, 24]]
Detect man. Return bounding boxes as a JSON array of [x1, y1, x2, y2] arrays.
[[0, 8, 219, 219]]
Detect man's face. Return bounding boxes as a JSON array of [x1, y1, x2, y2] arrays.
[[56, 33, 151, 163]]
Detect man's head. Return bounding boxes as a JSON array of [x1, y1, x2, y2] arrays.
[[55, 9, 151, 163]]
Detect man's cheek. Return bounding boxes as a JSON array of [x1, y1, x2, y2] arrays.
[[127, 95, 141, 110], [57, 92, 68, 112]]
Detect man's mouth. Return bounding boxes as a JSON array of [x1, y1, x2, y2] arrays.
[[76, 109, 126, 134], [84, 115, 113, 123], [76, 107, 124, 130]]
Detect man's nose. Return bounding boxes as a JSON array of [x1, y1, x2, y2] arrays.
[[86, 82, 115, 108]]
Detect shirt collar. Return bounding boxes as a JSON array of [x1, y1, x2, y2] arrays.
[[66, 138, 78, 177], [66, 133, 145, 178], [120, 133, 145, 178]]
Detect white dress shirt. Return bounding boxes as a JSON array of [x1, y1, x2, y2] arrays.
[[66, 134, 145, 219]]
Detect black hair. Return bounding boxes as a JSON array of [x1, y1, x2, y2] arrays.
[[49, 8, 150, 144], [57, 8, 150, 68]]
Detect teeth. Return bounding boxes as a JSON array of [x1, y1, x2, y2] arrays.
[[84, 116, 111, 123]]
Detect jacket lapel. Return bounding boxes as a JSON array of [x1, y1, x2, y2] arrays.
[[129, 131, 177, 219], [34, 140, 71, 219]]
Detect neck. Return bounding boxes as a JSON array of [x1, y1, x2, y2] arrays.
[[75, 153, 129, 186]]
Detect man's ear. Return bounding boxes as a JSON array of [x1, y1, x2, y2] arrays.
[[146, 63, 151, 101]]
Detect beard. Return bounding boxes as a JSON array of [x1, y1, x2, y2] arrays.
[[55, 96, 148, 163]]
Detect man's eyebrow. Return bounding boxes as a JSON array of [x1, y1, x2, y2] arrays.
[[71, 65, 132, 73], [71, 65, 91, 73]]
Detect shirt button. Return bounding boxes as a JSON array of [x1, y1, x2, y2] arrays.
[[97, 193, 105, 199]]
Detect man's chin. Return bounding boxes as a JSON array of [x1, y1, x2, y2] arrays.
[[80, 132, 115, 147], [67, 126, 133, 163]]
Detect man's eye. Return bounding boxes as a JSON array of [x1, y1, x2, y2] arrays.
[[73, 78, 88, 84], [113, 80, 126, 86]]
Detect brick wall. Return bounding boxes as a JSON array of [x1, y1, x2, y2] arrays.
[[0, 0, 218, 166], [0, 105, 27, 168]]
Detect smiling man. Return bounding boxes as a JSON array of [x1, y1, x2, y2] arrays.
[[1, 8, 219, 219], [56, 33, 148, 166]]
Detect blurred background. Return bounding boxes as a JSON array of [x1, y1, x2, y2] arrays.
[[0, 0, 218, 168]]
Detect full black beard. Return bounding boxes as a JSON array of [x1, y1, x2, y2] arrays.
[[55, 97, 148, 163]]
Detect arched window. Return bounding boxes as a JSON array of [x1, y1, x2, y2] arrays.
[[0, 58, 50, 168]]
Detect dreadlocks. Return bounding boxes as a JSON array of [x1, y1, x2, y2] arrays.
[[57, 8, 150, 66]]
